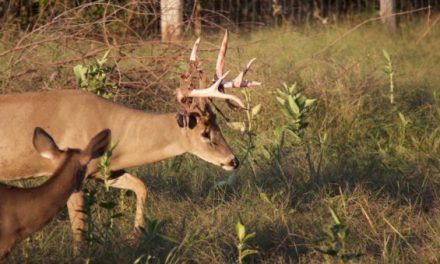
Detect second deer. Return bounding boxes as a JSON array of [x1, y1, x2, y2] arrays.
[[0, 127, 111, 258]]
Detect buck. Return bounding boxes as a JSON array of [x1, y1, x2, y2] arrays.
[[0, 127, 110, 258], [0, 32, 260, 248]]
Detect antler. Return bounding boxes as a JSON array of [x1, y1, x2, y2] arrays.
[[215, 31, 261, 89], [176, 38, 203, 105], [187, 71, 245, 109], [215, 31, 228, 79], [222, 58, 261, 88], [178, 33, 260, 110], [190, 37, 201, 62]]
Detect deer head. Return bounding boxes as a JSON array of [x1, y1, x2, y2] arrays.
[[175, 32, 260, 171], [33, 127, 111, 190]]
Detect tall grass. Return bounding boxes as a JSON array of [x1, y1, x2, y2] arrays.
[[3, 20, 440, 263]]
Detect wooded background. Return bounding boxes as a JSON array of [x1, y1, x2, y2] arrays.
[[0, 0, 438, 38]]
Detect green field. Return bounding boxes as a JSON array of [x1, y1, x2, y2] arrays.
[[3, 20, 440, 263]]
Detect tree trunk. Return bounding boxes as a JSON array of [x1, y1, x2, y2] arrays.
[[194, 0, 202, 37], [380, 0, 397, 34], [161, 0, 183, 42]]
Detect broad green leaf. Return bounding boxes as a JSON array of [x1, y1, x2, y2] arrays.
[[286, 129, 302, 143], [382, 49, 391, 62], [244, 232, 256, 242], [251, 104, 262, 116], [73, 65, 87, 83], [328, 207, 341, 225], [288, 96, 300, 114], [296, 94, 306, 107], [288, 83, 296, 93], [241, 249, 259, 258], [276, 88, 287, 97], [276, 96, 285, 105], [305, 99, 316, 108], [227, 122, 245, 131], [283, 101, 297, 118], [235, 222, 246, 241]]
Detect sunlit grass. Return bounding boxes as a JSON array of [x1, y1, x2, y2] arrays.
[[3, 20, 440, 263]]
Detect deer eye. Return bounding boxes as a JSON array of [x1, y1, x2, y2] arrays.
[[201, 131, 211, 142]]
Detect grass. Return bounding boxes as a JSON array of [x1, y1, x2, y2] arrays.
[[2, 18, 440, 263]]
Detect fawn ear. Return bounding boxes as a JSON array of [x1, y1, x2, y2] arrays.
[[176, 112, 186, 128], [33, 127, 62, 160], [83, 129, 111, 161]]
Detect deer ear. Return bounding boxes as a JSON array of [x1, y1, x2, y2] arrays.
[[188, 112, 200, 129], [176, 113, 186, 128], [33, 127, 62, 160], [84, 129, 111, 160]]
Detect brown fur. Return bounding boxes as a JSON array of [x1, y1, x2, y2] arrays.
[[0, 89, 237, 247], [0, 128, 110, 258]]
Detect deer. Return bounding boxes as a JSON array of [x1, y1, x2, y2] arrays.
[[0, 127, 111, 258], [0, 31, 260, 249]]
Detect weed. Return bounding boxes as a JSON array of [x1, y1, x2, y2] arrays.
[[383, 49, 395, 105], [274, 82, 318, 182], [73, 50, 118, 99], [235, 222, 258, 264], [314, 207, 363, 262]]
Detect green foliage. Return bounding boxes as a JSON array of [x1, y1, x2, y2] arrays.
[[273, 82, 319, 182], [82, 142, 123, 253], [315, 207, 363, 262], [73, 50, 118, 99], [275, 82, 316, 142], [217, 87, 262, 189], [82, 187, 99, 247], [100, 142, 119, 192], [235, 222, 258, 264]]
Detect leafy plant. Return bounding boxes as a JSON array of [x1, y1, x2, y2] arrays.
[[82, 187, 99, 248], [274, 82, 319, 182], [216, 87, 262, 189], [82, 142, 123, 252], [73, 50, 118, 99], [139, 218, 178, 245], [235, 222, 258, 264], [397, 111, 410, 147], [275, 82, 316, 141], [100, 142, 119, 191], [315, 207, 362, 262], [383, 49, 395, 104]]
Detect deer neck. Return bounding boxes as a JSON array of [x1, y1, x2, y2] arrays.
[[112, 112, 190, 170], [13, 156, 79, 237]]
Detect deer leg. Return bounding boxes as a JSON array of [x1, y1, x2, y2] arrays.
[[66, 191, 85, 252], [106, 172, 148, 240]]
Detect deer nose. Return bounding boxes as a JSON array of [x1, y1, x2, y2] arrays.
[[229, 157, 240, 169]]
